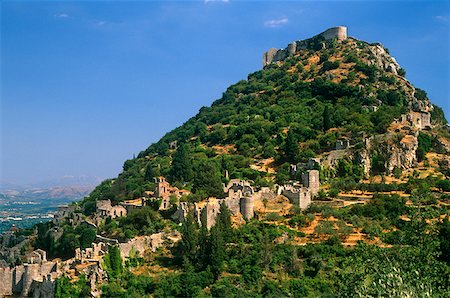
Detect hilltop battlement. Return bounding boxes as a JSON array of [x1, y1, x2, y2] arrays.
[[263, 26, 348, 67]]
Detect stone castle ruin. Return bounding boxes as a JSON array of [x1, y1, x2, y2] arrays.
[[95, 199, 127, 221], [154, 176, 190, 210], [278, 170, 319, 210], [263, 26, 347, 67], [0, 257, 58, 297], [173, 171, 320, 229]]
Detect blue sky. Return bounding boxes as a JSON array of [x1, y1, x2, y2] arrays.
[[1, 1, 449, 185]]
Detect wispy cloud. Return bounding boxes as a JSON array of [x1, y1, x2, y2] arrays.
[[435, 15, 448, 22], [264, 17, 288, 28], [94, 20, 106, 27], [204, 0, 229, 3], [54, 13, 70, 19]]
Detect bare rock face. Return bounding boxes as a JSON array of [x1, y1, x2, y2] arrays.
[[354, 138, 373, 177], [262, 48, 278, 67], [367, 44, 400, 74], [386, 134, 419, 174]]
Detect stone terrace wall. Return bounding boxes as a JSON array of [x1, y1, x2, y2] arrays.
[[0, 267, 13, 296]]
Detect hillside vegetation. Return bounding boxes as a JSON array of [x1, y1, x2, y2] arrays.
[[82, 35, 447, 206], [12, 29, 450, 297]]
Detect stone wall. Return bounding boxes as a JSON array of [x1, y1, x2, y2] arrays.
[[0, 261, 57, 297], [0, 267, 13, 296], [118, 232, 164, 259], [223, 197, 241, 215], [262, 26, 347, 66], [319, 26, 347, 41], [282, 187, 311, 210], [200, 203, 220, 229]]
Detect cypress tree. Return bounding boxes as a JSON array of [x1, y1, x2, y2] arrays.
[[181, 210, 199, 265], [170, 143, 193, 183], [107, 245, 123, 279], [217, 202, 233, 242], [284, 130, 299, 162], [323, 105, 332, 131], [144, 164, 156, 181], [209, 224, 225, 279]]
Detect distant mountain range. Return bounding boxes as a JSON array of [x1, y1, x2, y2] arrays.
[[0, 175, 103, 200]]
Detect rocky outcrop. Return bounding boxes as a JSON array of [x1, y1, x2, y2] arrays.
[[367, 44, 400, 75], [386, 134, 419, 174]]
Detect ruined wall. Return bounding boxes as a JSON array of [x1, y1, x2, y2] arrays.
[[263, 26, 348, 66], [420, 111, 431, 128], [0, 262, 57, 297], [262, 48, 279, 67], [30, 274, 55, 298], [0, 267, 13, 296], [223, 197, 240, 215], [118, 233, 165, 259], [13, 265, 26, 294], [387, 134, 418, 174], [201, 203, 220, 229], [282, 188, 311, 210]]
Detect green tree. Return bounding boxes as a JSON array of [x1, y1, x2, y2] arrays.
[[263, 142, 275, 158], [193, 160, 224, 198], [105, 245, 123, 279], [276, 163, 291, 185], [217, 202, 233, 242], [144, 164, 156, 181], [323, 105, 332, 131], [284, 130, 299, 162], [209, 223, 226, 278], [180, 210, 199, 266], [170, 143, 193, 182], [438, 217, 450, 262], [76, 226, 96, 250]]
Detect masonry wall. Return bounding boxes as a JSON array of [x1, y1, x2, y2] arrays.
[[223, 197, 240, 215], [282, 188, 312, 210], [320, 26, 347, 41], [0, 267, 13, 296]]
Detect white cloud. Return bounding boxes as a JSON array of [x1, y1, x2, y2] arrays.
[[435, 15, 448, 22], [264, 17, 288, 28], [204, 0, 229, 3], [54, 13, 70, 19]]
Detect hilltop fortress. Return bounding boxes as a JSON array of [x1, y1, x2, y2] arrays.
[[263, 26, 348, 67]]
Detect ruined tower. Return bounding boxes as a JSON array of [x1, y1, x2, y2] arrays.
[[240, 196, 254, 220], [200, 202, 220, 229], [319, 26, 347, 41], [301, 170, 320, 196]]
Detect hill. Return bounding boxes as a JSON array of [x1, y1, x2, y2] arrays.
[[1, 26, 449, 298], [83, 26, 448, 207]]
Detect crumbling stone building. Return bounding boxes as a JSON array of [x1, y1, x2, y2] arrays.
[[96, 199, 127, 219], [279, 170, 320, 210], [0, 260, 59, 297], [154, 177, 190, 210]]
